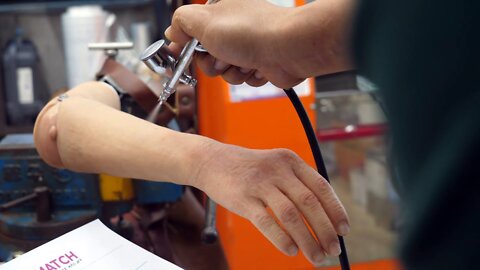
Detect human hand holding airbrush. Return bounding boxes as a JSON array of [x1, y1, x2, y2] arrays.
[[165, 0, 354, 89]]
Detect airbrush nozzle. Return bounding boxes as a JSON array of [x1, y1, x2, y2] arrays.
[[141, 39, 201, 115], [141, 0, 218, 117]]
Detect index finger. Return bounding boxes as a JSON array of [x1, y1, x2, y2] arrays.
[[166, 4, 211, 46], [167, 42, 229, 77], [294, 161, 350, 236], [167, 42, 183, 58]]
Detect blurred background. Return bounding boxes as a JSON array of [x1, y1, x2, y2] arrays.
[[0, 0, 165, 134]]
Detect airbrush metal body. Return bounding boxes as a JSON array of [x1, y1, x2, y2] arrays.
[[140, 39, 200, 105], [141, 0, 217, 111], [140, 39, 204, 122], [163, 39, 199, 100]]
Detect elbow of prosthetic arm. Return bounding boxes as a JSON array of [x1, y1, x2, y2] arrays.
[[33, 81, 121, 169], [33, 98, 65, 169]]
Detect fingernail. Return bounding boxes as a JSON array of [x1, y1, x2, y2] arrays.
[[329, 242, 341, 257], [254, 70, 263, 79], [239, 67, 251, 74], [287, 245, 298, 256], [214, 60, 229, 71], [164, 26, 172, 40], [338, 222, 350, 236], [313, 251, 325, 265]]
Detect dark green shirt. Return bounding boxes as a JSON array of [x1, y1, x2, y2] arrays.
[[354, 1, 480, 269]]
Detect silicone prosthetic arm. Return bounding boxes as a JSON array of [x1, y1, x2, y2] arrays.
[[34, 81, 350, 266], [33, 81, 206, 184]]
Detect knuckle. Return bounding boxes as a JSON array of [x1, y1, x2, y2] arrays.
[[273, 148, 298, 164], [252, 212, 275, 229], [316, 176, 332, 194], [313, 221, 337, 243], [222, 75, 244, 85], [203, 68, 218, 77], [313, 177, 348, 219], [276, 237, 294, 253], [243, 163, 267, 181], [279, 204, 299, 224], [201, 64, 218, 77], [249, 181, 269, 197], [272, 76, 304, 90], [246, 78, 268, 87], [318, 219, 335, 233], [300, 191, 319, 209], [222, 72, 247, 85], [285, 79, 304, 90], [330, 200, 347, 218]]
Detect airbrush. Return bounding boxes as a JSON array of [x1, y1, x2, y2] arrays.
[[140, 39, 201, 107], [140, 39, 206, 122], [141, 1, 216, 120]]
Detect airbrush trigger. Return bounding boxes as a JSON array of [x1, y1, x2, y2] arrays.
[[141, 39, 210, 90], [141, 39, 176, 74], [141, 0, 218, 107], [141, 39, 205, 121], [141, 39, 198, 87]]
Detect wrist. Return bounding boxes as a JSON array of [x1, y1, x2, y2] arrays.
[[272, 1, 354, 78], [165, 132, 220, 189]]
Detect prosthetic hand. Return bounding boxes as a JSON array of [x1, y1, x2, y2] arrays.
[[191, 142, 349, 265]]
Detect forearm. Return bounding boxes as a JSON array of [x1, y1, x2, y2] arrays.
[[276, 0, 355, 77], [34, 82, 211, 187], [58, 97, 211, 185]]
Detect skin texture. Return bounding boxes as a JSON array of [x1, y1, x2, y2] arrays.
[[34, 0, 354, 265], [165, 0, 354, 89], [34, 81, 349, 266]]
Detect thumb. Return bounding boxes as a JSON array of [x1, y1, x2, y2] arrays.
[[165, 4, 211, 45]]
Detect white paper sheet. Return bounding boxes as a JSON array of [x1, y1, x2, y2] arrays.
[[0, 220, 183, 270]]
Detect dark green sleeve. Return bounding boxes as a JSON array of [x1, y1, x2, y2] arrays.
[[353, 1, 480, 269]]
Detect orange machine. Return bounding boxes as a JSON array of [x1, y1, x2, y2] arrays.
[[197, 74, 321, 270], [193, 0, 400, 269]]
